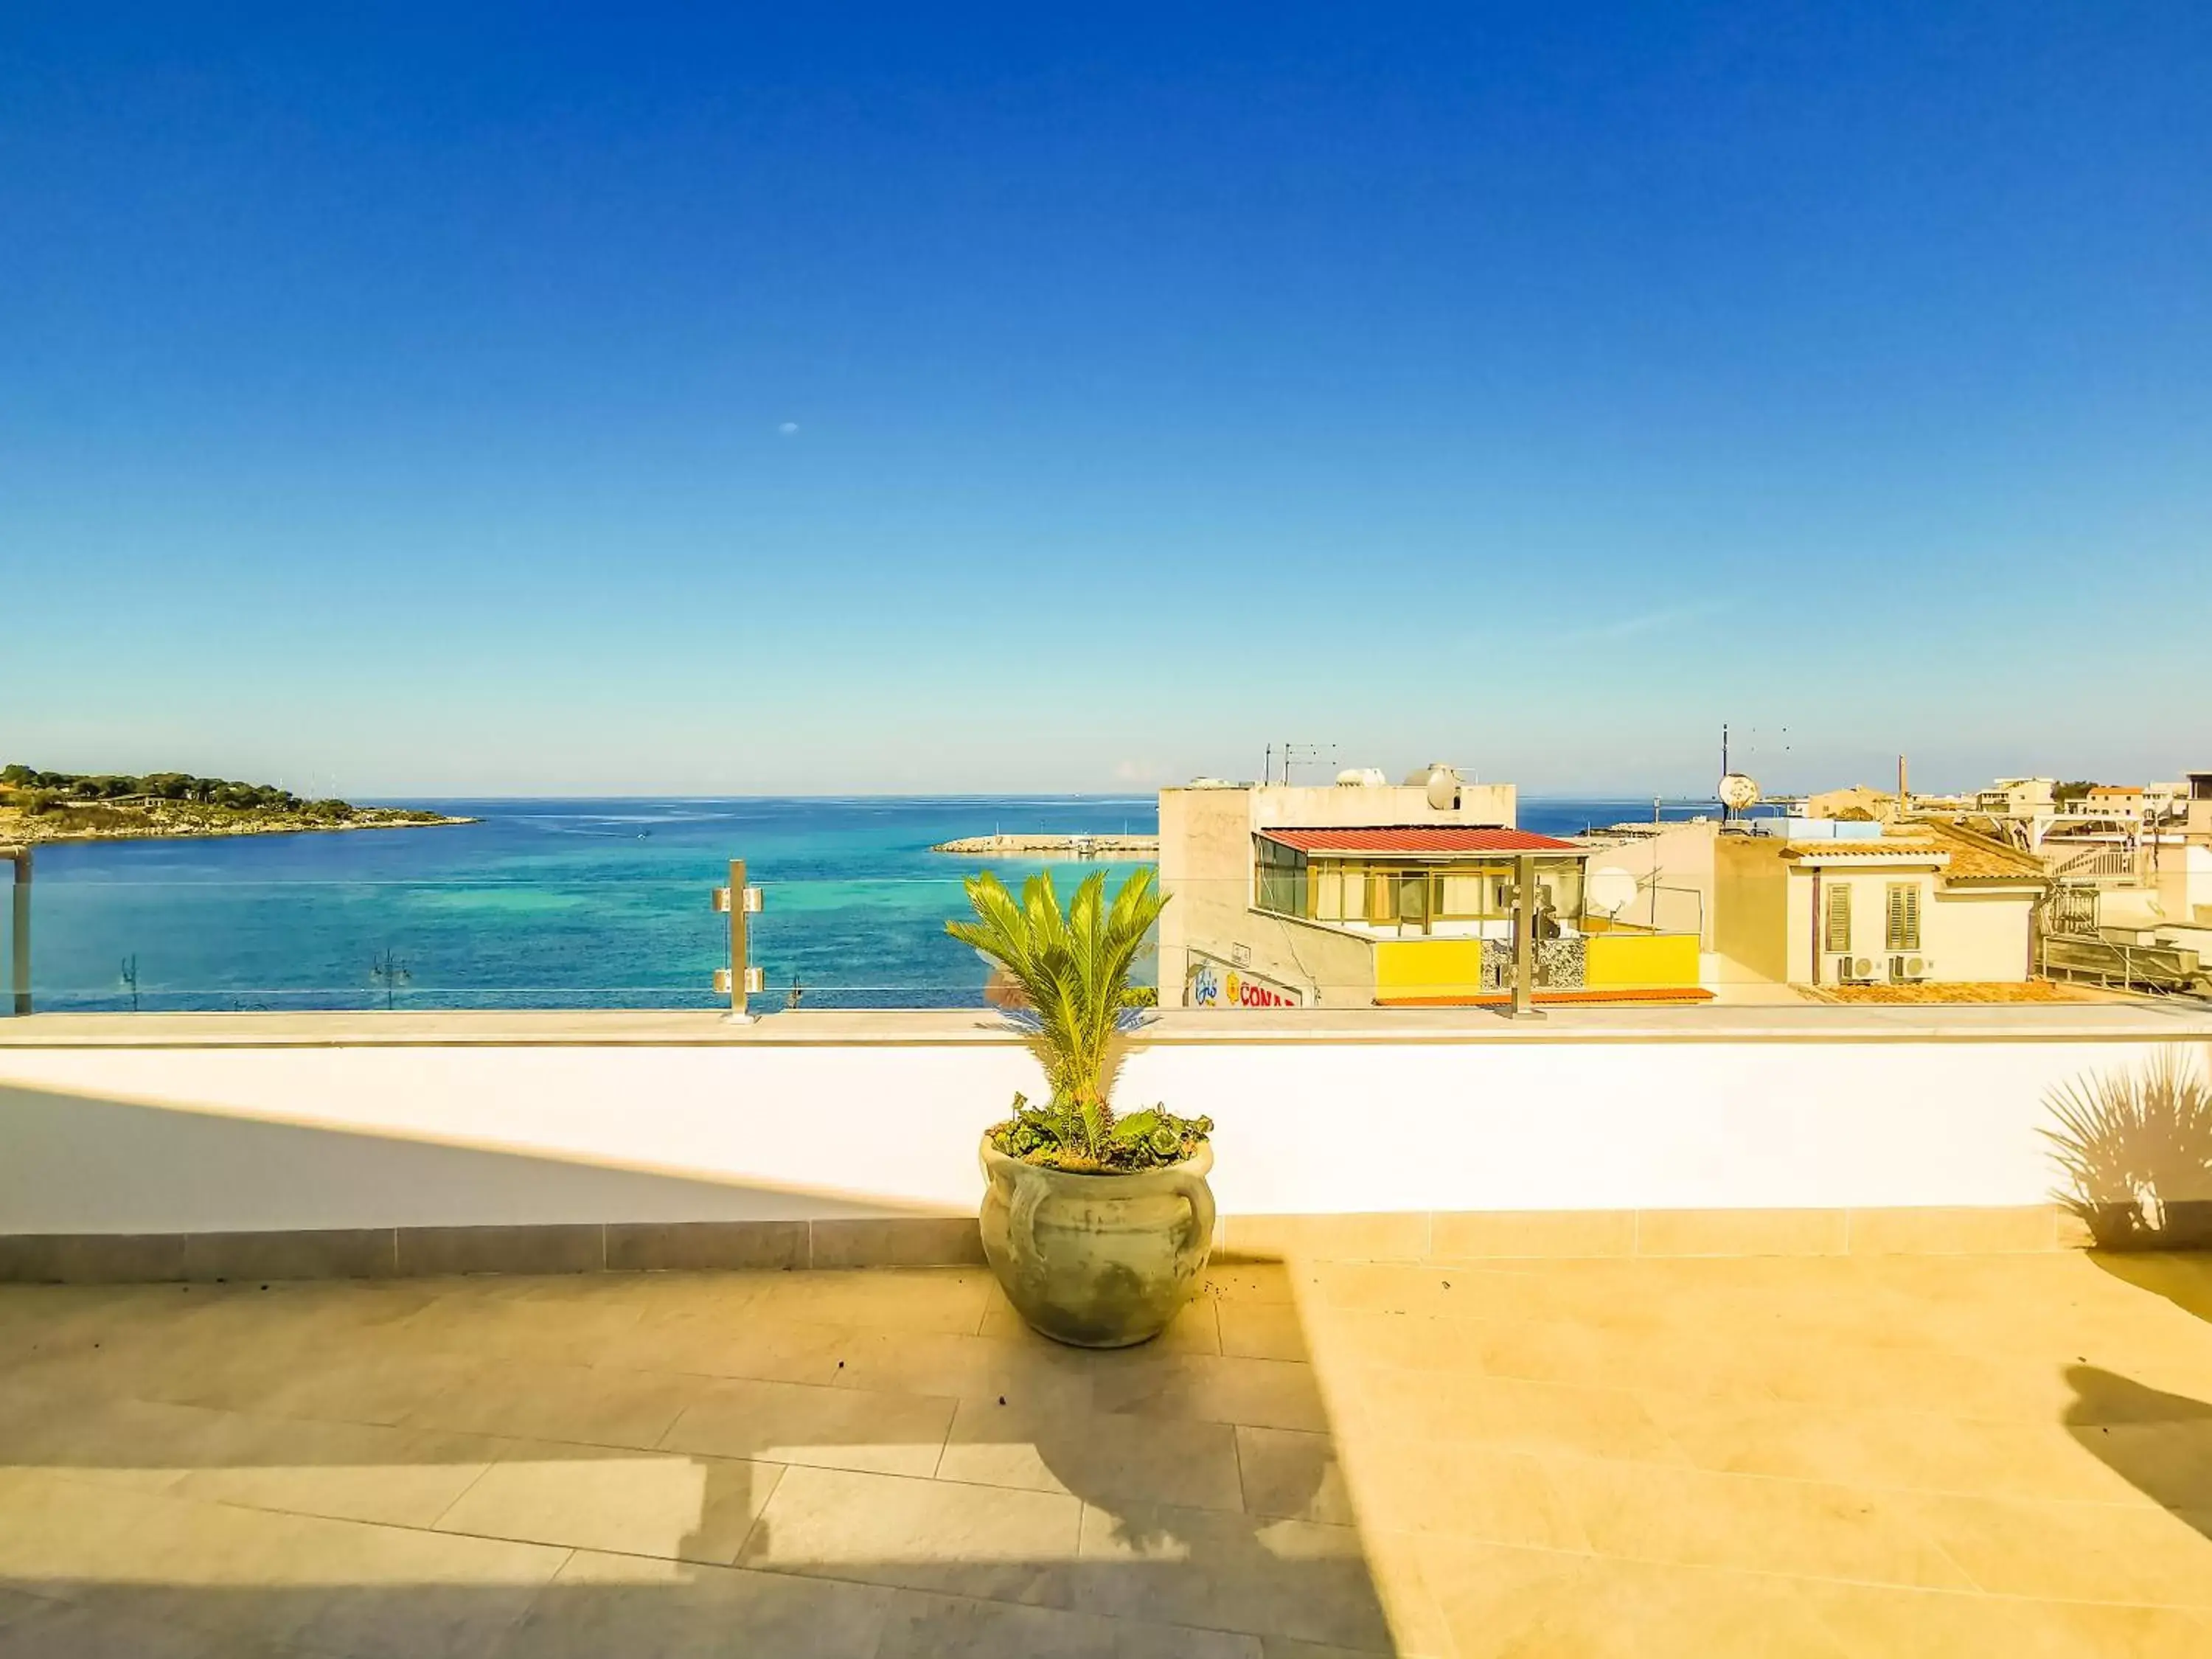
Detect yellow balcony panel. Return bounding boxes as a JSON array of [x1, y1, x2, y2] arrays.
[[1584, 931, 1701, 990]]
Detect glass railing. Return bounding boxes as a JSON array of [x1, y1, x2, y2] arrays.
[[1, 860, 1714, 1014]]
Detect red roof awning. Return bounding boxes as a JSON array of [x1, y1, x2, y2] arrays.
[[1257, 827, 1585, 855]]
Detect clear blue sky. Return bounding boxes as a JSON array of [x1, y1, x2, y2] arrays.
[[4, 3, 2208, 798]]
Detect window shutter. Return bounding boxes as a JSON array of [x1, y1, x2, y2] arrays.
[[1885, 883, 1922, 951], [1824, 884, 1851, 953]]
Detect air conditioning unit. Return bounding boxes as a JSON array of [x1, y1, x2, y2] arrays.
[[1835, 956, 1876, 984], [1888, 954, 1933, 982]]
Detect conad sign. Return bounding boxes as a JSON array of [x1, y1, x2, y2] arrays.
[[1188, 956, 1304, 1009]]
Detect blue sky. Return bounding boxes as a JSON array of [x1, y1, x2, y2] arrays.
[[4, 3, 2208, 797]]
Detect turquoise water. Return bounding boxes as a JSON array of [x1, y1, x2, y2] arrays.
[[12, 796, 1720, 1012]]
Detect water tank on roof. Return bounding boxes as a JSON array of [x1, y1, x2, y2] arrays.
[[1405, 762, 1463, 810], [1335, 768, 1389, 787]]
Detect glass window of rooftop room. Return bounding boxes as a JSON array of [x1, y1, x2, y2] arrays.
[[1396, 870, 1431, 932], [1312, 860, 1352, 921], [1255, 838, 1305, 917], [1440, 872, 1489, 917]]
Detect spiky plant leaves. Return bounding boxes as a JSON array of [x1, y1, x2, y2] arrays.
[[950, 867, 1200, 1171]]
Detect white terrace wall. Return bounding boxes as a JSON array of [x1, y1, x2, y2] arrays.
[[1, 1015, 2205, 1237]]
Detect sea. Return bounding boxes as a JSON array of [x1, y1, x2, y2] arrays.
[[15, 796, 1721, 1014]]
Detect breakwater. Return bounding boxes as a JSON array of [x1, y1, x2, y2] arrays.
[[931, 832, 1159, 858]]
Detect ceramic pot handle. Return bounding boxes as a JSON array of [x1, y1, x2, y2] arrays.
[[1164, 1165, 1217, 1259]]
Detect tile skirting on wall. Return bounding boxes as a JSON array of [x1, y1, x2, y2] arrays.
[[0, 1203, 2114, 1284]]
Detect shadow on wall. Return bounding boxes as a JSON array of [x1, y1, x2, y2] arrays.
[[2042, 1043, 2212, 1250], [0, 1079, 956, 1237]]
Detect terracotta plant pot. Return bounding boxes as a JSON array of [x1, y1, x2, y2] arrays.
[[978, 1136, 1215, 1348]]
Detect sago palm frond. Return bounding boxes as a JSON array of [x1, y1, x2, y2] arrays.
[[947, 866, 1169, 1160]]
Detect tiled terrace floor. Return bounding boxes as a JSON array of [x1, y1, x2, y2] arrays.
[[0, 1247, 2208, 1656]]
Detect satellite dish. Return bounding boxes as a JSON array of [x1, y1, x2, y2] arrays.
[[1420, 763, 1462, 811], [1586, 867, 1638, 918], [1718, 773, 1761, 812]]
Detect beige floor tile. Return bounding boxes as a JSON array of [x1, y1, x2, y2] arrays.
[[1558, 1459, 1976, 1590], [433, 1442, 782, 1562], [0, 1595, 290, 1658], [0, 1385, 218, 1494], [1235, 1426, 1356, 1525], [1343, 1439, 1589, 1551], [1418, 1534, 1851, 1659], [1301, 1308, 1498, 1379], [748, 1267, 995, 1335], [165, 1346, 483, 1427], [658, 1375, 955, 1476], [1306, 1262, 1525, 1318], [1073, 1499, 1398, 1651], [168, 1413, 508, 1528], [0, 1469, 199, 1591], [1744, 1338, 2087, 1421], [871, 1587, 1265, 1658], [602, 1305, 855, 1387], [1355, 1366, 1685, 1461], [275, 1520, 571, 1659], [937, 1398, 1245, 1512], [737, 1463, 1082, 1605], [0, 1473, 565, 1655], [406, 1358, 704, 1449], [1088, 1352, 1330, 1433], [1198, 1264, 1304, 1305], [827, 1327, 1096, 1413], [488, 1548, 893, 1658], [2023, 1599, 2212, 1659], [1218, 1301, 1316, 1363], [389, 1288, 649, 1368], [1902, 1489, 2212, 1606], [1644, 1394, 2152, 1505], [1799, 1579, 2146, 1658], [9, 1251, 2212, 1658]]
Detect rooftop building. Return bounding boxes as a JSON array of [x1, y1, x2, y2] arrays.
[[1158, 771, 1705, 1009]]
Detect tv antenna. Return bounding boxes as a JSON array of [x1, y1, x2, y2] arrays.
[[1278, 742, 1335, 785]]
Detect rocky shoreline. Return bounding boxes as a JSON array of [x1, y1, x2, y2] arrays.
[[0, 806, 476, 846]]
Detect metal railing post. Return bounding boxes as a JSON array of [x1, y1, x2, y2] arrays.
[[712, 859, 765, 1023], [1509, 852, 1545, 1020], [6, 847, 27, 1016]]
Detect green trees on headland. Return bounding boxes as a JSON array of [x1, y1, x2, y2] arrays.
[[2, 764, 314, 813]]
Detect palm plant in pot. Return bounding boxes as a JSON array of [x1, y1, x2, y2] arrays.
[[948, 866, 1214, 1347]]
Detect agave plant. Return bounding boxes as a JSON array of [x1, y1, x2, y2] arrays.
[[947, 866, 1210, 1172]]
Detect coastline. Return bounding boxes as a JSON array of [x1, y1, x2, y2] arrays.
[[0, 809, 476, 848]]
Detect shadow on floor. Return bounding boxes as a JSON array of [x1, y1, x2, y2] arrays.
[[0, 1263, 1405, 1658], [2062, 1364, 2212, 1546], [2087, 1249, 2212, 1324]]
